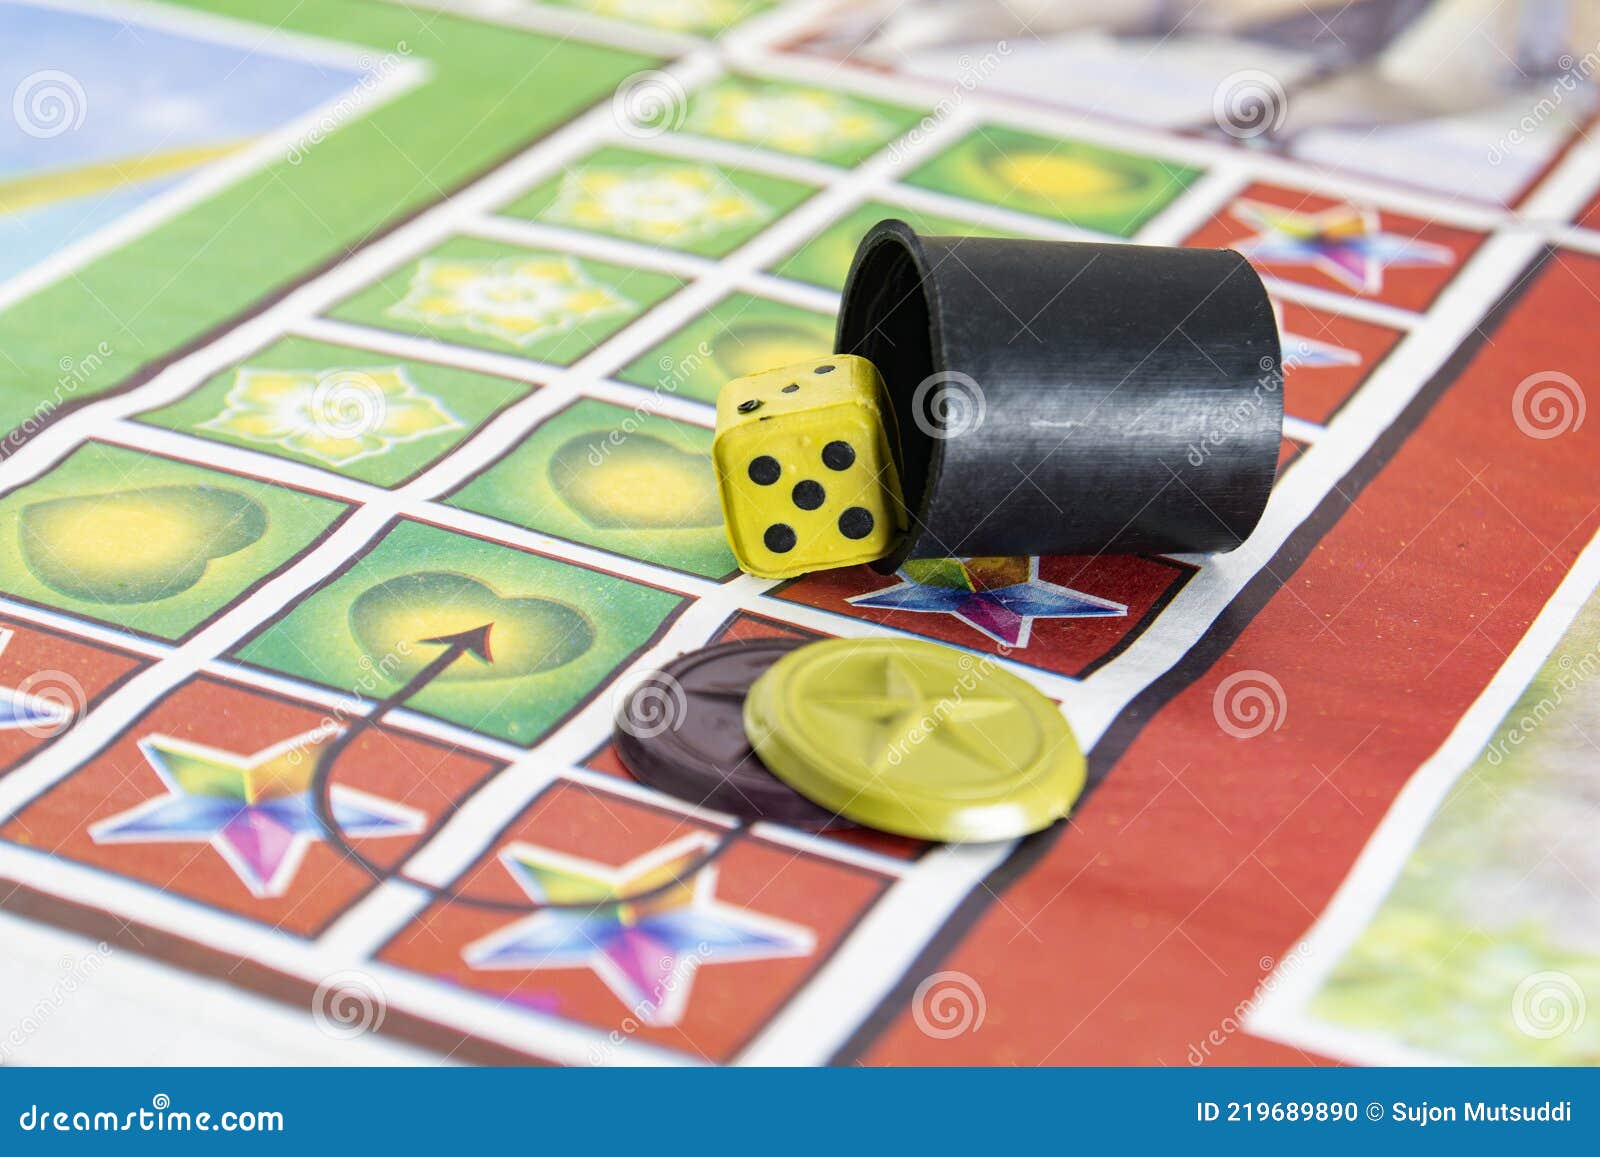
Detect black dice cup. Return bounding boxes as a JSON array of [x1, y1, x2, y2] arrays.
[[836, 219, 1282, 569]]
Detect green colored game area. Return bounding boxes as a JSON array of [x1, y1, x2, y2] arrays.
[[0, 0, 658, 441]]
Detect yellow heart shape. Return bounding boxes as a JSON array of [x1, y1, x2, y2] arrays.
[[348, 571, 593, 683]]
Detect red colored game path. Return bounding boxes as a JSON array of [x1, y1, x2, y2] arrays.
[[853, 248, 1600, 1066]]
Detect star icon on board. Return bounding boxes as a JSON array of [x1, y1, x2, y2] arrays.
[[462, 834, 813, 1027], [810, 652, 1020, 775], [848, 556, 1126, 648], [90, 728, 423, 898], [1232, 200, 1452, 295], [1271, 299, 1361, 372]]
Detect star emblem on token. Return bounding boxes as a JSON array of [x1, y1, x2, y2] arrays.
[[90, 728, 423, 898], [462, 833, 814, 1026], [809, 653, 1016, 776], [1230, 200, 1452, 295], [744, 638, 1086, 842], [848, 556, 1125, 648]]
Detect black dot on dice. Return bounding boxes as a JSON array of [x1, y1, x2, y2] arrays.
[[791, 480, 824, 510], [781, 383, 799, 393], [764, 523, 797, 553], [838, 507, 874, 540], [814, 364, 835, 374], [747, 456, 781, 485], [822, 440, 855, 471], [737, 398, 762, 413]]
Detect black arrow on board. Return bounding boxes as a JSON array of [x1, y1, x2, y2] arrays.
[[308, 622, 742, 914]]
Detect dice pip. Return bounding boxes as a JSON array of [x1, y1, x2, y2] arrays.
[[713, 354, 905, 579]]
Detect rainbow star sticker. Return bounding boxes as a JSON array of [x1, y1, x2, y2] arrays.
[[848, 556, 1126, 649], [90, 729, 423, 898], [1232, 201, 1453, 295], [463, 834, 813, 1026]]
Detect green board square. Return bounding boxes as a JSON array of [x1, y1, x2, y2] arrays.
[[678, 76, 923, 166], [0, 442, 347, 642], [232, 519, 685, 747], [542, 0, 775, 35], [447, 398, 734, 579], [771, 200, 1014, 292], [327, 236, 683, 365], [134, 337, 535, 488], [616, 292, 833, 405], [500, 145, 814, 258], [904, 125, 1202, 237]]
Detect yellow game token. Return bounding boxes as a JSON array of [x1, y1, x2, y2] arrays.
[[742, 638, 1085, 842]]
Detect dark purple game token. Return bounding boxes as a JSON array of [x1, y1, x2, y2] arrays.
[[614, 638, 845, 829]]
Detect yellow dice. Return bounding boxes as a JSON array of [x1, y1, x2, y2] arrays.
[[713, 354, 905, 579]]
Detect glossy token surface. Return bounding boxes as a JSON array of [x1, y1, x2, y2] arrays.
[[743, 638, 1085, 842], [615, 638, 844, 829]]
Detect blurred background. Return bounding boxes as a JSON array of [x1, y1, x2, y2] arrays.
[[796, 0, 1600, 204]]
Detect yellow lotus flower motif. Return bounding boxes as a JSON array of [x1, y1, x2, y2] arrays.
[[388, 255, 635, 348], [544, 163, 770, 246], [686, 82, 892, 156], [572, 0, 753, 34], [201, 365, 460, 466]]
